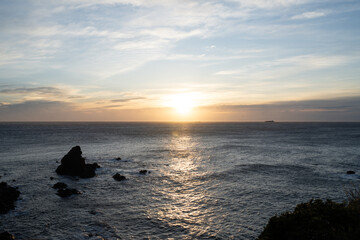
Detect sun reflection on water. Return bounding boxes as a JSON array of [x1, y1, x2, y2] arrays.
[[147, 132, 220, 238]]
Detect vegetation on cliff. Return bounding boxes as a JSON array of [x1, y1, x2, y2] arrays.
[[258, 187, 360, 240]]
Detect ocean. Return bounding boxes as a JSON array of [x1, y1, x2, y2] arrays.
[[0, 122, 360, 239]]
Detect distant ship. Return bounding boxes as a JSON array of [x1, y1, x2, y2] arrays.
[[265, 120, 275, 122]]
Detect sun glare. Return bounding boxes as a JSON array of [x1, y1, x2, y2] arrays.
[[167, 93, 197, 115]]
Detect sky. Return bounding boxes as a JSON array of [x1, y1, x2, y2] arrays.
[[0, 0, 360, 121]]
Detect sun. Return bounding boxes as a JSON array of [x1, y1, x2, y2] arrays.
[[167, 93, 196, 115]]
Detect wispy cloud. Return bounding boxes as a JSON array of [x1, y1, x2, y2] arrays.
[[0, 50, 23, 66], [111, 97, 145, 103], [225, 0, 311, 8], [114, 39, 171, 51], [215, 54, 352, 78], [0, 85, 86, 103], [0, 87, 64, 96], [292, 11, 328, 20]]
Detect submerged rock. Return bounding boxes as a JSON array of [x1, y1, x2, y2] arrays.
[[113, 173, 126, 181], [0, 232, 15, 240], [55, 146, 98, 178], [347, 171, 356, 174], [0, 182, 20, 214], [52, 182, 67, 189], [139, 170, 149, 175], [56, 188, 81, 198]]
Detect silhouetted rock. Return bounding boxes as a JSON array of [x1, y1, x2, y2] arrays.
[[139, 170, 149, 175], [0, 231, 15, 240], [347, 170, 356, 174], [50, 177, 54, 180], [93, 163, 101, 168], [0, 182, 20, 214], [55, 146, 98, 178], [115, 157, 121, 160], [56, 188, 81, 198], [52, 182, 67, 189], [89, 210, 97, 215], [113, 173, 126, 181]]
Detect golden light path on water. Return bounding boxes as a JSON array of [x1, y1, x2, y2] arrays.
[[146, 131, 223, 238]]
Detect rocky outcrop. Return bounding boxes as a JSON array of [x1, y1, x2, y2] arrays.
[[0, 182, 20, 214], [55, 146, 100, 178], [0, 232, 15, 240], [56, 188, 81, 198], [139, 170, 149, 175], [52, 182, 67, 189], [347, 171, 356, 174], [52, 181, 80, 198], [113, 173, 126, 181]]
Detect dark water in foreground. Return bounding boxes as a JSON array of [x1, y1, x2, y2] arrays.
[[0, 122, 360, 239]]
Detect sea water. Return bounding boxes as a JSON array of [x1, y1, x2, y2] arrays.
[[0, 122, 360, 239]]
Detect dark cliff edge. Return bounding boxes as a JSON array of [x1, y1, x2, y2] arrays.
[[258, 196, 360, 240]]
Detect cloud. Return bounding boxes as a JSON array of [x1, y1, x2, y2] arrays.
[[203, 96, 360, 121], [292, 11, 328, 20], [0, 87, 64, 96], [0, 85, 88, 104], [4, 25, 134, 39], [214, 54, 352, 79], [0, 0, 342, 76], [0, 100, 79, 121], [1, 96, 359, 122], [221, 96, 360, 111], [0, 50, 23, 66], [102, 104, 123, 109], [225, 0, 311, 8], [114, 39, 171, 51], [63, 0, 311, 9], [0, 99, 178, 121], [275, 55, 349, 68], [110, 97, 145, 102]]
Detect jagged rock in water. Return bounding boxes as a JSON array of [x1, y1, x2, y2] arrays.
[[55, 146, 99, 178], [52, 182, 67, 189], [347, 170, 356, 174], [90, 163, 101, 169], [0, 232, 15, 240], [113, 173, 126, 181], [0, 182, 20, 214], [56, 188, 81, 198]]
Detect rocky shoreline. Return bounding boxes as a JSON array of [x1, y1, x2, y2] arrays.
[[0, 181, 20, 214]]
